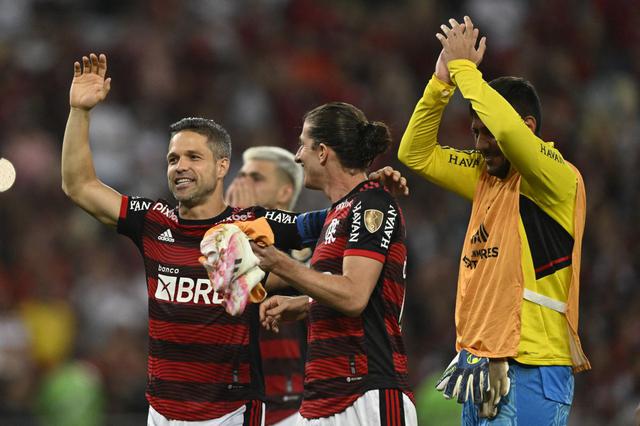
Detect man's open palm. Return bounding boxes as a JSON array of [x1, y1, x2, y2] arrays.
[[70, 53, 111, 110]]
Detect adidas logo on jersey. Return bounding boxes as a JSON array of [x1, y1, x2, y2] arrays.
[[470, 223, 489, 244], [158, 229, 175, 243]]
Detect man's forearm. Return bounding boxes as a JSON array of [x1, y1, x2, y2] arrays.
[[61, 108, 98, 198], [270, 254, 365, 317], [398, 75, 453, 171], [61, 107, 121, 227]]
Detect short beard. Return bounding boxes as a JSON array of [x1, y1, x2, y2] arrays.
[[172, 184, 216, 208]]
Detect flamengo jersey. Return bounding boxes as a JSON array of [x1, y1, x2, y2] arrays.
[[260, 315, 306, 425], [117, 196, 304, 421], [301, 181, 412, 419], [262, 250, 311, 425]]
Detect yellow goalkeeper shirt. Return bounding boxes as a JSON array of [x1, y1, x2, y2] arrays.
[[399, 59, 589, 369]]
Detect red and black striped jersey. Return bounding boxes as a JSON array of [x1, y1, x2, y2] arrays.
[[117, 196, 305, 421], [260, 319, 306, 425], [261, 251, 311, 425], [301, 181, 413, 419]]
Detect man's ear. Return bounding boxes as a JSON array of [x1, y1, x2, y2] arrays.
[[318, 143, 329, 165], [523, 116, 537, 134], [217, 157, 230, 179]]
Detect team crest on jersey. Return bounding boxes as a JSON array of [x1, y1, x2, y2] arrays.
[[364, 209, 383, 233], [324, 218, 340, 245]]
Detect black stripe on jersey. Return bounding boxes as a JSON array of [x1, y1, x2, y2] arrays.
[[363, 284, 396, 379], [262, 358, 304, 376], [388, 334, 405, 352], [247, 303, 265, 401], [312, 257, 344, 274], [307, 303, 348, 322], [149, 338, 249, 363], [145, 263, 206, 277], [149, 299, 245, 325], [303, 376, 367, 400], [148, 378, 257, 402], [266, 398, 302, 410], [144, 220, 204, 247], [306, 335, 366, 360], [519, 195, 574, 280]]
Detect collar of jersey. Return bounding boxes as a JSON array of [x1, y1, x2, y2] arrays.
[[177, 205, 235, 226]]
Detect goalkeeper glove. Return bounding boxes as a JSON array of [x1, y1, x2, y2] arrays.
[[200, 224, 262, 292], [435, 349, 490, 404], [200, 223, 266, 315], [223, 267, 267, 316]]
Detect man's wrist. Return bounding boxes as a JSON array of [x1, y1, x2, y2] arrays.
[[269, 250, 294, 277], [70, 106, 91, 114]]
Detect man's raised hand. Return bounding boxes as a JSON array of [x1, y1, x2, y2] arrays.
[[70, 53, 111, 110], [436, 16, 486, 66]]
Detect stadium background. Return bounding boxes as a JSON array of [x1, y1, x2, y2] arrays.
[[0, 0, 638, 424]]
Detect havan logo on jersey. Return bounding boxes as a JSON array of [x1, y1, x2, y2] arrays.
[[129, 198, 151, 212], [264, 210, 297, 224], [463, 222, 499, 269], [380, 204, 397, 249], [348, 201, 362, 242], [156, 272, 223, 304]]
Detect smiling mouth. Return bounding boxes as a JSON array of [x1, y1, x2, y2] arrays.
[[174, 178, 194, 188]]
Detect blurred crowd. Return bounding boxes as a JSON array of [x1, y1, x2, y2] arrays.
[[0, 0, 638, 424]]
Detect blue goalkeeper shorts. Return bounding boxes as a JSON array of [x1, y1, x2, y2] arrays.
[[461, 362, 574, 426]]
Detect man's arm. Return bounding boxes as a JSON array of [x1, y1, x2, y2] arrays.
[[449, 60, 576, 203], [398, 50, 483, 200], [61, 53, 122, 227], [439, 16, 575, 204], [253, 244, 381, 318], [260, 295, 310, 332]]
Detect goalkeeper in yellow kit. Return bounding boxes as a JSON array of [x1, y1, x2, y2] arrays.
[[398, 17, 589, 425]]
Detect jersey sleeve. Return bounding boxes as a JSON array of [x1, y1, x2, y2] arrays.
[[344, 190, 400, 263], [260, 209, 304, 251], [117, 195, 154, 248], [295, 209, 328, 247], [398, 74, 482, 200]]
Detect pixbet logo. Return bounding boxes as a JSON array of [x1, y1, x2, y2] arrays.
[[156, 273, 223, 304]]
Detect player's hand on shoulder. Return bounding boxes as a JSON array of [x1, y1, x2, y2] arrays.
[[368, 166, 409, 197], [70, 53, 111, 110]]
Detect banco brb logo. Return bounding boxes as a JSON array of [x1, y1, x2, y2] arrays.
[[156, 274, 223, 304]]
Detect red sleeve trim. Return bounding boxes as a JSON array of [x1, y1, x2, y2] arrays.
[[344, 249, 385, 263], [119, 195, 129, 219]]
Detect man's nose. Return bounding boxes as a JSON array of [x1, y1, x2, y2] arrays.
[[175, 157, 189, 171], [475, 136, 490, 151]]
